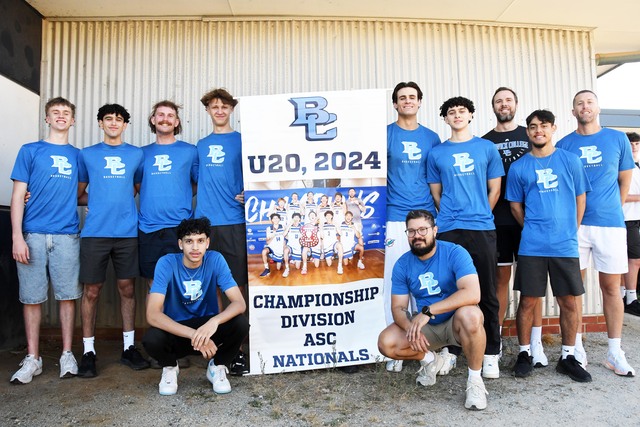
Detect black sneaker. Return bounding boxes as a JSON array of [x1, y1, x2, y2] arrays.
[[624, 300, 640, 317], [229, 351, 249, 376], [120, 345, 151, 370], [513, 351, 533, 377], [77, 351, 97, 378], [556, 355, 592, 382]]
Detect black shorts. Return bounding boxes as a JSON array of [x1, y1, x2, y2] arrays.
[[80, 237, 139, 283], [138, 227, 180, 279], [496, 224, 522, 265], [514, 256, 584, 298], [626, 221, 640, 259], [209, 224, 248, 288]]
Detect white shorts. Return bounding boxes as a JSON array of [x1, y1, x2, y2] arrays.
[[578, 225, 628, 274]]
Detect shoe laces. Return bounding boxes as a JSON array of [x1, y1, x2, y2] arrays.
[[466, 378, 488, 397], [216, 365, 229, 382]]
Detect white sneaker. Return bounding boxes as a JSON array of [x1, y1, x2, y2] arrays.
[[357, 260, 365, 270], [482, 354, 500, 379], [416, 352, 445, 386], [10, 355, 43, 384], [531, 343, 549, 367], [385, 359, 403, 372], [465, 376, 488, 410], [282, 269, 290, 278], [437, 348, 457, 375], [159, 365, 179, 395], [206, 360, 231, 394], [337, 264, 343, 275], [59, 351, 78, 378], [605, 350, 636, 377], [574, 347, 588, 367]]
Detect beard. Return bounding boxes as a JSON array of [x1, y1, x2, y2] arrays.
[[410, 238, 435, 257], [495, 111, 514, 123]]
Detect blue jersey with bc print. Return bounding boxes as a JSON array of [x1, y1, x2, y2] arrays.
[[391, 240, 477, 325], [556, 128, 634, 228], [11, 141, 80, 234], [427, 136, 504, 232], [78, 142, 143, 238], [387, 123, 441, 221], [151, 251, 237, 322], [195, 131, 244, 226], [139, 141, 198, 233], [506, 149, 591, 257]]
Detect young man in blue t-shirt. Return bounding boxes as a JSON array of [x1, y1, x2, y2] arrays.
[[196, 88, 248, 375], [138, 100, 198, 288], [384, 81, 441, 373], [506, 109, 591, 382], [427, 96, 504, 378], [10, 97, 82, 384], [556, 90, 635, 376], [77, 104, 148, 377], [143, 217, 249, 396], [377, 210, 488, 410]]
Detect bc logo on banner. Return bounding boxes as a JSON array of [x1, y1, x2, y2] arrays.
[[241, 89, 388, 374]]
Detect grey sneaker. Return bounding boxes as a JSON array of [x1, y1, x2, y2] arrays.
[[416, 352, 445, 386], [59, 351, 78, 378], [465, 376, 488, 410], [10, 355, 43, 384], [385, 359, 403, 372]]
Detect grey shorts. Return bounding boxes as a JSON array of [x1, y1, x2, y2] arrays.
[[17, 233, 82, 304]]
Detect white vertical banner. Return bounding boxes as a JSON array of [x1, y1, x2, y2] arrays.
[[241, 89, 388, 374]]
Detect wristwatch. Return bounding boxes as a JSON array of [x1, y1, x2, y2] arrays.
[[421, 305, 435, 319]]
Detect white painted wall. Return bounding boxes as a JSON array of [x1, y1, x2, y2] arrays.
[[0, 76, 40, 206]]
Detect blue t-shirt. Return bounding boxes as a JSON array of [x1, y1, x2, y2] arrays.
[[78, 142, 143, 238], [387, 123, 441, 221], [150, 251, 237, 322], [427, 136, 504, 232], [556, 128, 634, 228], [139, 141, 198, 233], [506, 149, 591, 257], [195, 131, 244, 226], [392, 240, 477, 324], [11, 141, 80, 234]]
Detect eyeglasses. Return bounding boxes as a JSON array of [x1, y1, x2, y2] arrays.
[[405, 227, 432, 237]]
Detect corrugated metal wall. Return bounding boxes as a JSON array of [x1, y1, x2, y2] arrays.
[[39, 17, 599, 328]]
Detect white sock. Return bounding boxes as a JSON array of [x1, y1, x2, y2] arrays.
[[468, 368, 482, 378], [83, 337, 95, 355], [531, 326, 542, 345], [620, 286, 627, 300], [626, 290, 637, 305], [519, 344, 531, 356], [608, 337, 621, 355], [499, 325, 503, 336], [575, 333, 584, 350], [421, 351, 435, 365], [561, 345, 575, 359], [123, 330, 135, 350], [264, 263, 269, 269]]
